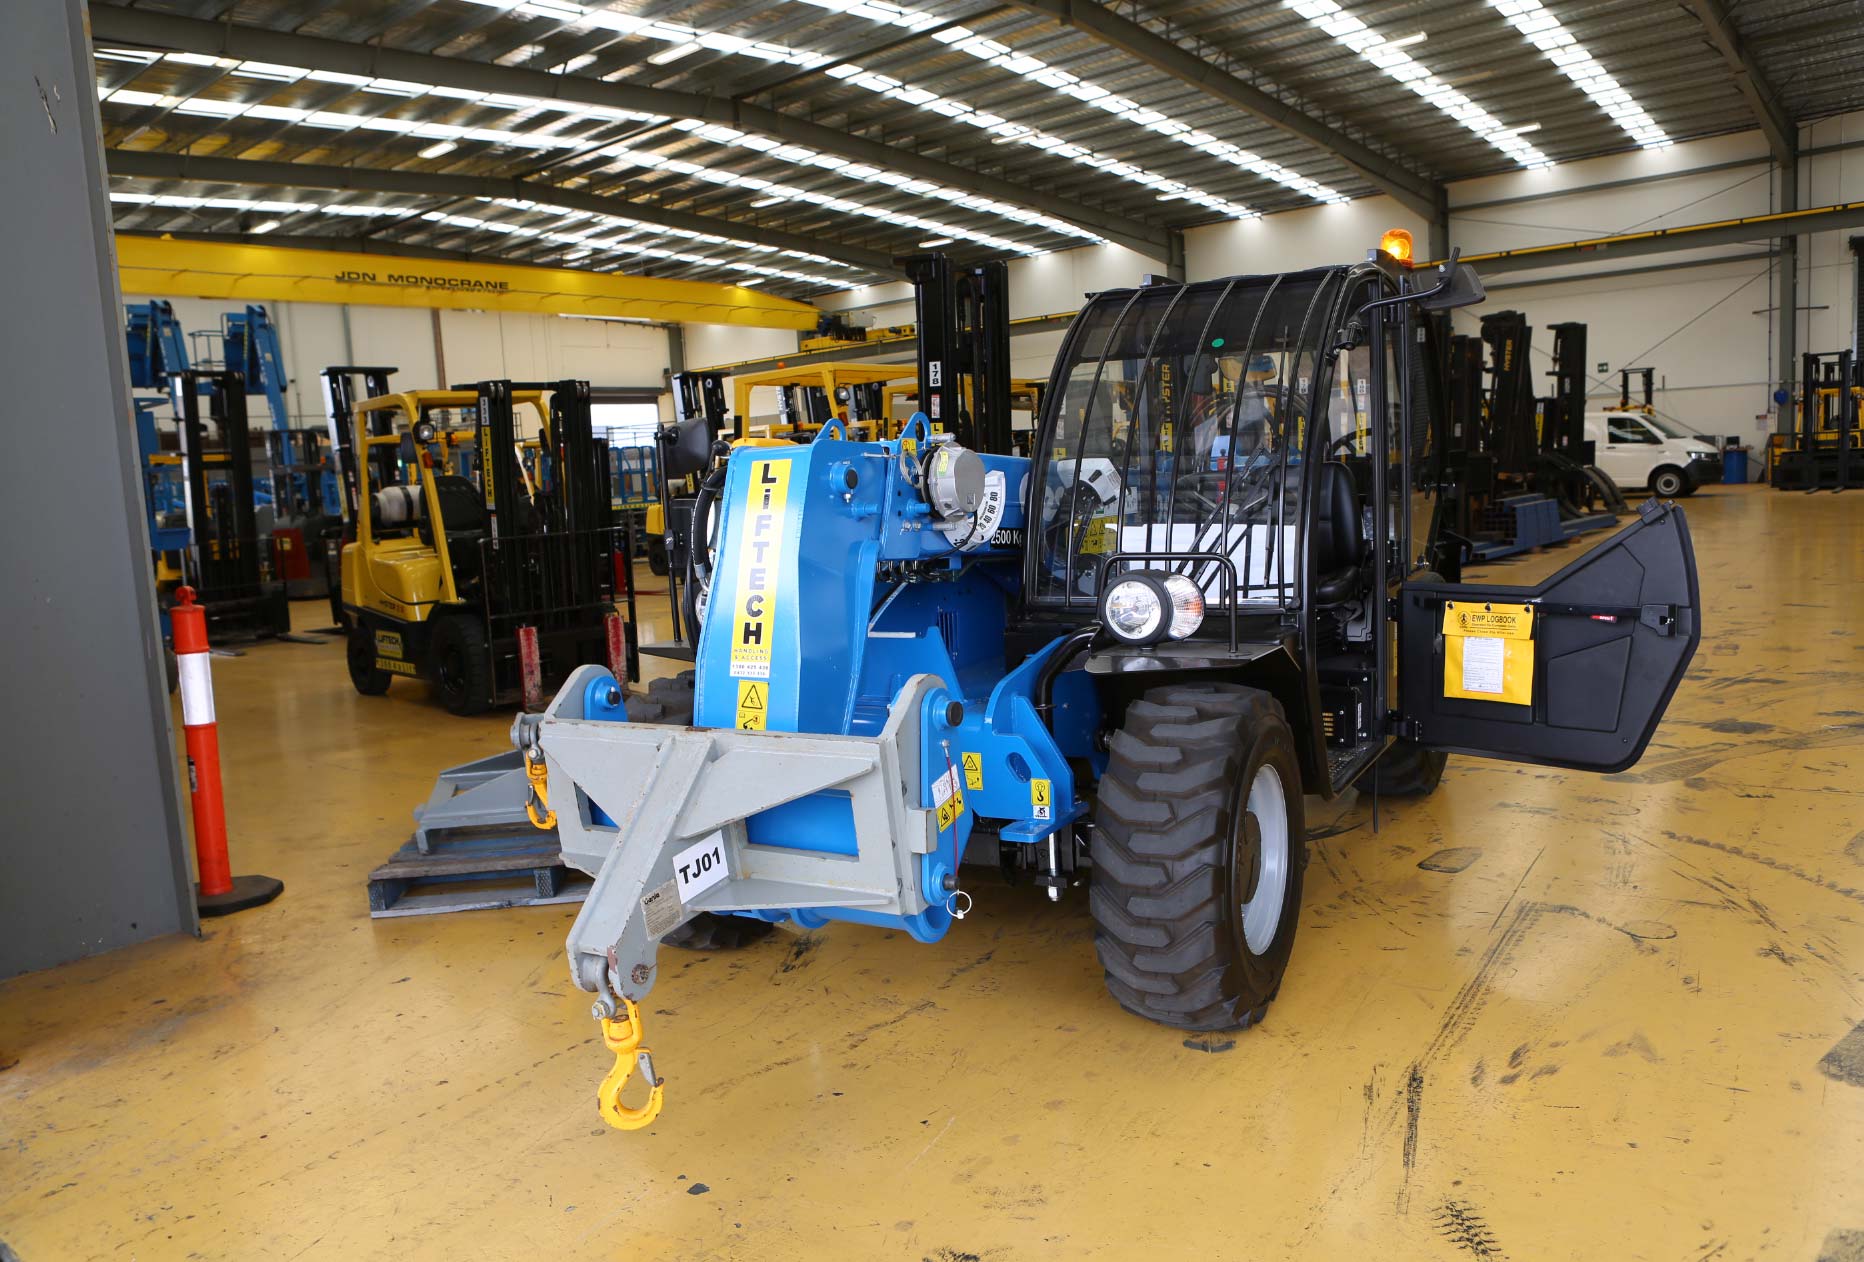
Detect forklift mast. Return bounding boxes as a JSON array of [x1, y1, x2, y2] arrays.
[[671, 370, 728, 439], [165, 368, 289, 637], [320, 365, 398, 529], [1544, 321, 1589, 461], [1478, 310, 1535, 474], [1619, 366, 1656, 413], [902, 253, 1013, 455], [1800, 350, 1857, 491]]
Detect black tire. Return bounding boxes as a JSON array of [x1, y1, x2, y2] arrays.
[[430, 616, 492, 716], [1650, 466, 1687, 498], [630, 669, 773, 951], [1090, 683, 1307, 1032], [645, 534, 670, 578], [626, 670, 695, 725], [664, 912, 776, 951], [346, 629, 391, 696], [1365, 739, 1447, 796]]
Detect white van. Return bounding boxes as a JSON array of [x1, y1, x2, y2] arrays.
[[1583, 409, 1724, 497]]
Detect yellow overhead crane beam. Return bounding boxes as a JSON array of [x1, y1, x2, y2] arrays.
[[114, 235, 822, 331]]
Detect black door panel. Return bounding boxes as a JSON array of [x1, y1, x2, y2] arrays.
[[1398, 500, 1699, 771]]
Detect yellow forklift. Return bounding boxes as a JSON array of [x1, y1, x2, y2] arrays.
[[325, 370, 630, 715], [729, 362, 917, 441]]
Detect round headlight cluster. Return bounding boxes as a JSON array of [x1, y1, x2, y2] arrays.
[[1099, 571, 1206, 645]]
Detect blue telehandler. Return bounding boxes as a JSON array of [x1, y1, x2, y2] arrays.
[[514, 246, 1701, 1128]]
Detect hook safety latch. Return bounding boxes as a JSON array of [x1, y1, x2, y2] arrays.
[[523, 747, 556, 831], [596, 997, 665, 1131]]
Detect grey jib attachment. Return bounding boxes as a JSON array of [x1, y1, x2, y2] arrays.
[[528, 666, 946, 1006]]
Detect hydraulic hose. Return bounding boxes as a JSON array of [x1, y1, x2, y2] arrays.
[[1034, 623, 1100, 722], [683, 457, 730, 639]]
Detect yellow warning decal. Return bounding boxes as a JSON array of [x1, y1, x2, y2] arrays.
[[1441, 600, 1535, 706], [376, 658, 418, 677], [1030, 777, 1052, 821], [901, 436, 918, 457], [1078, 517, 1117, 555], [961, 751, 984, 792], [931, 765, 964, 833], [736, 680, 768, 731], [1441, 602, 1532, 640], [1159, 422, 1174, 453], [728, 458, 791, 680]]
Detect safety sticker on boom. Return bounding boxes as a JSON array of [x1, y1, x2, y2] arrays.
[[729, 458, 791, 680], [736, 680, 767, 730]]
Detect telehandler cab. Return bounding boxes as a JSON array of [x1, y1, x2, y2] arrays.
[[513, 247, 1700, 1129], [330, 375, 628, 715]]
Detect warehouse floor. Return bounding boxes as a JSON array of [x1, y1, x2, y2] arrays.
[[3, 483, 1861, 1261]]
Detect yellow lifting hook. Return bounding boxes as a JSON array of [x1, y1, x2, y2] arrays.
[[596, 997, 665, 1130], [523, 748, 556, 831]]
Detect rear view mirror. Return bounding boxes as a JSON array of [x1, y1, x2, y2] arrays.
[[1419, 262, 1485, 312], [658, 417, 713, 480]]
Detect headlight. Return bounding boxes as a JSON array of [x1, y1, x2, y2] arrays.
[[1159, 573, 1206, 640], [1100, 571, 1205, 645]]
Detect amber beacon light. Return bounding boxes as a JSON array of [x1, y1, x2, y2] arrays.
[[1379, 227, 1415, 264]]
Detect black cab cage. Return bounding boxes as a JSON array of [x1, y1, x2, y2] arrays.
[[1024, 261, 1422, 626]]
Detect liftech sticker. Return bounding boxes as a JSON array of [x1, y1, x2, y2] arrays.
[[728, 458, 791, 681]]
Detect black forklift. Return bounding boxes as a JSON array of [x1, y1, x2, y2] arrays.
[[164, 369, 292, 641]]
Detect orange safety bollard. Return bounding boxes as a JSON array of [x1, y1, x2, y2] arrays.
[[171, 587, 284, 917]]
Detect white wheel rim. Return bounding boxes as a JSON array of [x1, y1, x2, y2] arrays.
[[1240, 764, 1290, 956]]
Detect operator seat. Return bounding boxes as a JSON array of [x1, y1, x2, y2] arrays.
[[430, 475, 488, 536], [1310, 461, 1365, 605]]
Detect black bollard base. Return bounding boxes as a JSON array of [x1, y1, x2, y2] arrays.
[[197, 874, 285, 917]]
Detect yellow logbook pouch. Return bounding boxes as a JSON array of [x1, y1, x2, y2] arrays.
[[1442, 601, 1534, 705]]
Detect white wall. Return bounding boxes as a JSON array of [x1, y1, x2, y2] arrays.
[[1185, 195, 1429, 279], [1169, 120, 1864, 454], [440, 310, 669, 385], [1797, 110, 1864, 364], [680, 321, 798, 371], [1443, 131, 1786, 446], [123, 292, 700, 430]]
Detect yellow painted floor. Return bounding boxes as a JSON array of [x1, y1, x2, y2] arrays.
[[4, 483, 1863, 1261]]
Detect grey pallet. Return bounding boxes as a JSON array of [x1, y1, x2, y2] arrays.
[[366, 831, 590, 918]]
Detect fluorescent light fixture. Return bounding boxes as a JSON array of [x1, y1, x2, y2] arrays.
[[750, 196, 783, 207], [648, 41, 703, 65], [735, 277, 765, 286], [919, 237, 954, 247], [1485, 0, 1669, 149], [1283, 0, 1554, 169], [97, 42, 1086, 252], [251, 220, 282, 234], [418, 140, 458, 159]]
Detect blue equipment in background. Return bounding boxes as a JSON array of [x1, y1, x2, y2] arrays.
[[221, 304, 292, 434]]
